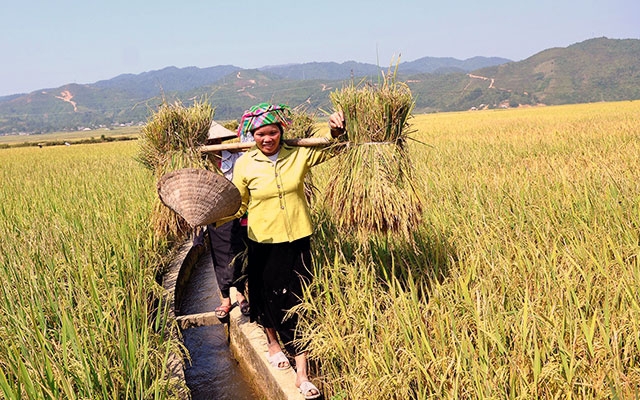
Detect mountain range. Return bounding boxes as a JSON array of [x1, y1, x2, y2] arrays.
[[1, 37, 638, 135]]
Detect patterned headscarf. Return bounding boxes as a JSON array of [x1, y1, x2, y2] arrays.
[[237, 103, 292, 142]]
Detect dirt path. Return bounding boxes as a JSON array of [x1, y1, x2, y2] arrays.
[[467, 74, 495, 89], [55, 90, 77, 112]]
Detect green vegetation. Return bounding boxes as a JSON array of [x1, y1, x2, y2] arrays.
[[0, 142, 185, 398], [472, 38, 640, 107], [1, 38, 638, 135]]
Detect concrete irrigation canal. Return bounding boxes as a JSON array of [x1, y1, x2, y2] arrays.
[[164, 230, 307, 400]]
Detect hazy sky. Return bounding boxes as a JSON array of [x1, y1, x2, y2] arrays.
[[1, 0, 638, 96]]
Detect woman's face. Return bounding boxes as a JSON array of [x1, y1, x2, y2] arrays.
[[252, 124, 281, 156]]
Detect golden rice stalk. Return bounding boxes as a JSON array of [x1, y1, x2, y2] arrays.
[[137, 98, 213, 173], [137, 99, 213, 244], [325, 73, 423, 243], [288, 106, 320, 207], [331, 74, 415, 144], [288, 106, 317, 139]]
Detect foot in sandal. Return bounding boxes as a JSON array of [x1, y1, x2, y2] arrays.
[[266, 351, 290, 370], [214, 304, 232, 319], [238, 299, 250, 316], [297, 380, 321, 399]]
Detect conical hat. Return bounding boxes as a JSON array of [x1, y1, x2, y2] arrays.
[[207, 120, 237, 142], [157, 168, 241, 227]]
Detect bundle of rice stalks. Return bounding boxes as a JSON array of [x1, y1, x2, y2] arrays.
[[288, 106, 320, 206], [325, 73, 423, 244], [136, 99, 214, 243], [137, 99, 213, 173], [287, 106, 317, 139]]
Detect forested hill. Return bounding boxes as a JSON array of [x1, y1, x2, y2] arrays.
[[0, 37, 638, 135], [472, 37, 640, 106]]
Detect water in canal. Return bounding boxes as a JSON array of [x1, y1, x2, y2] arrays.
[[178, 246, 261, 400]]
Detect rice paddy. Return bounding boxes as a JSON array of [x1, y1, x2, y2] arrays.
[[1, 100, 639, 399], [0, 142, 185, 399], [305, 100, 640, 399]]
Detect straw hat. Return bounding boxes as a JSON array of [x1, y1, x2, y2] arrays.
[[207, 119, 237, 143], [157, 168, 241, 227]]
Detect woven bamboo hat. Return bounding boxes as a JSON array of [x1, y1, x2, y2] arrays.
[[207, 119, 237, 143], [157, 168, 241, 227]]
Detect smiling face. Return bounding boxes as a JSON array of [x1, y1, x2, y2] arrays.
[[252, 123, 282, 156]]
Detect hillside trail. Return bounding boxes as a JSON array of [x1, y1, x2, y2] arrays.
[[54, 90, 78, 111], [466, 73, 495, 89]]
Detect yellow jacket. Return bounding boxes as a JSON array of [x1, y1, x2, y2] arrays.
[[231, 136, 336, 243]]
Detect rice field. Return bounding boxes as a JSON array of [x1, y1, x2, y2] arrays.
[[305, 101, 640, 399], [0, 126, 140, 147], [1, 100, 639, 399], [0, 141, 185, 399]]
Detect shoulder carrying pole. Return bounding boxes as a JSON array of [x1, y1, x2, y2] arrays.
[[199, 137, 333, 153]]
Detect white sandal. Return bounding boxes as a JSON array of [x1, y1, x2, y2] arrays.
[[298, 380, 321, 399], [266, 351, 290, 370]]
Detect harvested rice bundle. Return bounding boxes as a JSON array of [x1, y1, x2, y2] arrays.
[[137, 99, 213, 242], [287, 106, 317, 138], [325, 75, 423, 243], [137, 99, 212, 173], [287, 106, 321, 206]]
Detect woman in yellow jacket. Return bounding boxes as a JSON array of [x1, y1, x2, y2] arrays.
[[231, 103, 344, 399]]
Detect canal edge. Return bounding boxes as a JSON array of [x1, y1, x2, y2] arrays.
[[165, 233, 305, 400], [162, 239, 198, 400]]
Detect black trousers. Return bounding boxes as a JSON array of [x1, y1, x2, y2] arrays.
[[207, 219, 247, 298], [247, 236, 312, 356]]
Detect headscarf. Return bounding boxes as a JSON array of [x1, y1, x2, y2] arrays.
[[237, 102, 292, 142]]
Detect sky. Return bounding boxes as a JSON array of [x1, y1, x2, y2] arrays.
[[1, 0, 638, 97]]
